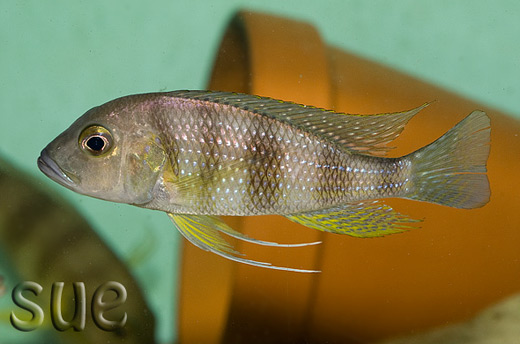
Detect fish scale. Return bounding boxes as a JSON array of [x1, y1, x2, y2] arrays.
[[38, 90, 490, 272], [153, 97, 407, 216]]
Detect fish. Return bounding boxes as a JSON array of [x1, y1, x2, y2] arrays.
[[0, 156, 156, 343], [0, 275, 4, 297], [38, 91, 491, 272]]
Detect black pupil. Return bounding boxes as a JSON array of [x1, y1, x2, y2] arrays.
[[86, 136, 105, 151]]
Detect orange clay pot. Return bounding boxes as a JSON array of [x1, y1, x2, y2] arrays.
[[178, 11, 520, 344]]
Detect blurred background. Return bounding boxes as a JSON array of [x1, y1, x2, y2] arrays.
[[0, 1, 518, 343]]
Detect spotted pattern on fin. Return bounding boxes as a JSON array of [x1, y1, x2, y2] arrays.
[[286, 201, 421, 238]]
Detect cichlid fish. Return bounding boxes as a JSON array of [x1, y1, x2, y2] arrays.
[[38, 91, 490, 272], [1, 156, 156, 342]]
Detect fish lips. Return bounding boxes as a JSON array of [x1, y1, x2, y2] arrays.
[[37, 150, 78, 189]]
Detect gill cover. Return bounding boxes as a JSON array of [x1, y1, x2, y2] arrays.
[[126, 135, 167, 204]]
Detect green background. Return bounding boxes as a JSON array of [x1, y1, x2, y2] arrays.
[[0, 1, 518, 342]]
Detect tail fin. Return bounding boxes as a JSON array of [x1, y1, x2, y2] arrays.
[[406, 111, 490, 209]]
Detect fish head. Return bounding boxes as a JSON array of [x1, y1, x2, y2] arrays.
[[38, 96, 168, 205]]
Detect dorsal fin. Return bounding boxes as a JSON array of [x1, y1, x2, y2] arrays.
[[167, 90, 428, 156]]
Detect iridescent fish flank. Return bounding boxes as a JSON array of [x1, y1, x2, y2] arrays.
[[38, 91, 491, 272]]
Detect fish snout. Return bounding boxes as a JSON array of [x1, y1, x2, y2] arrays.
[[37, 149, 78, 188]]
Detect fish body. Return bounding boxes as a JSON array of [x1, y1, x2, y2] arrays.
[[135, 92, 412, 216], [38, 91, 490, 272]]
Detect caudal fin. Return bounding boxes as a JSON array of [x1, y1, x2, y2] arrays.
[[406, 111, 490, 209]]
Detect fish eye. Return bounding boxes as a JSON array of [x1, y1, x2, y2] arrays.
[[79, 125, 113, 156]]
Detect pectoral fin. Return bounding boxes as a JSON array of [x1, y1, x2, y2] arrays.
[[168, 214, 320, 273], [286, 201, 421, 238]]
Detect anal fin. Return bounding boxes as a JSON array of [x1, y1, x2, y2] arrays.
[[286, 201, 421, 238], [168, 214, 320, 273]]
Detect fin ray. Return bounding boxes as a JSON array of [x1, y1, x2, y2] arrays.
[[173, 157, 255, 194], [286, 201, 420, 238], [406, 111, 491, 208], [168, 214, 320, 272], [168, 91, 428, 156]]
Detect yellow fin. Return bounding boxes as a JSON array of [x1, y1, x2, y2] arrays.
[[167, 214, 320, 273], [286, 201, 421, 238], [172, 157, 253, 194]]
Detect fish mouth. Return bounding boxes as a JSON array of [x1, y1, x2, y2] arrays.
[[37, 150, 77, 188]]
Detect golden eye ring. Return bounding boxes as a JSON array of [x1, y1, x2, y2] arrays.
[[78, 125, 113, 156]]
